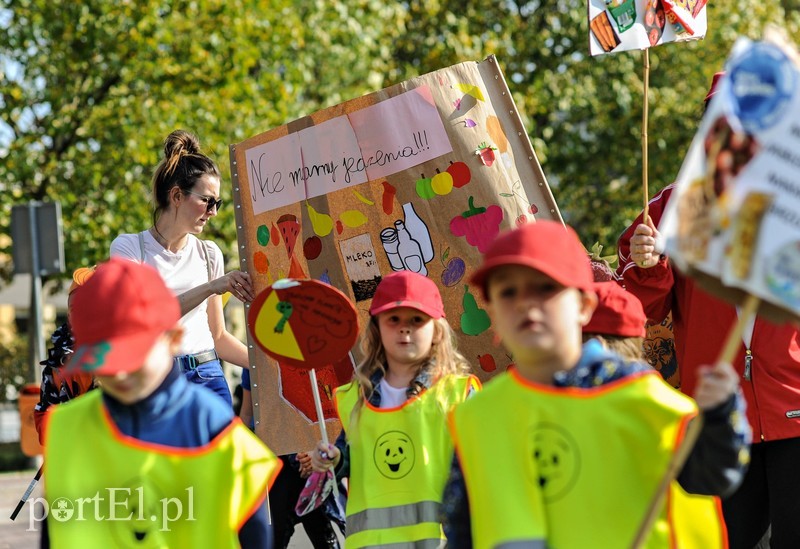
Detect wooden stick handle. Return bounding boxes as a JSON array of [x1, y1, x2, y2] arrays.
[[309, 368, 340, 499], [719, 294, 760, 365], [309, 368, 329, 445], [642, 48, 651, 225]]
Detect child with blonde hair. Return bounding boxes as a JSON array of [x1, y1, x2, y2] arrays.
[[310, 270, 479, 547]]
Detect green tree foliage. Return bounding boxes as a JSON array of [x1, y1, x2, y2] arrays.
[[394, 0, 799, 246], [0, 0, 405, 281], [2, 0, 798, 284]]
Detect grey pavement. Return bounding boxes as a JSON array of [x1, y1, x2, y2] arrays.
[[0, 469, 324, 548]]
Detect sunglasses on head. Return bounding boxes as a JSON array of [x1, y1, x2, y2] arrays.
[[184, 189, 223, 212]]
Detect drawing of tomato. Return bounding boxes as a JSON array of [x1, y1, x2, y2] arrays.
[[478, 354, 497, 372], [449, 196, 504, 253], [475, 142, 498, 167]]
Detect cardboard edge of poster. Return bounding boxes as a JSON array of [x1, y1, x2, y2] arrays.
[[476, 55, 562, 224], [228, 142, 260, 430]]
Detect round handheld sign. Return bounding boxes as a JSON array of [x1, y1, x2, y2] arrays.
[[247, 278, 359, 368]]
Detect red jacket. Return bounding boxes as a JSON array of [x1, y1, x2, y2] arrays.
[[617, 184, 800, 442]]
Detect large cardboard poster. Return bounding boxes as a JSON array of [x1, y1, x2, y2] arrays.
[[231, 56, 560, 454]]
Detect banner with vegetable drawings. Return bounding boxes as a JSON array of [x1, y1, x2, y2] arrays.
[[588, 0, 708, 56], [230, 55, 560, 454], [660, 32, 800, 323]]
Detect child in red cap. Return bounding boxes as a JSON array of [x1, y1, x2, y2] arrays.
[[43, 258, 280, 548], [582, 281, 649, 361], [443, 221, 748, 548], [309, 270, 480, 547]]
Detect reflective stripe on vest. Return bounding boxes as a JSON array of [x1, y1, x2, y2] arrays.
[[335, 374, 479, 548], [348, 499, 441, 535], [451, 369, 710, 549], [45, 390, 281, 548]]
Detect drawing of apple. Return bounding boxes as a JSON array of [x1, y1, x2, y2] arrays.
[[303, 236, 322, 260], [447, 161, 471, 188], [478, 354, 497, 372], [415, 174, 435, 200], [431, 169, 454, 196], [440, 247, 466, 287], [475, 142, 498, 167]]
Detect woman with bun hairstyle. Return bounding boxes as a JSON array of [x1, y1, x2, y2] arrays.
[[111, 129, 254, 406]]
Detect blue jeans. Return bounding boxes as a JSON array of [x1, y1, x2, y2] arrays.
[[174, 355, 232, 408]]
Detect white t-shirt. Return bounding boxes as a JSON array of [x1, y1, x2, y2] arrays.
[[110, 231, 224, 355], [378, 378, 408, 409]]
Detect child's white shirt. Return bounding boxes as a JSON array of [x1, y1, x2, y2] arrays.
[[378, 379, 408, 408]]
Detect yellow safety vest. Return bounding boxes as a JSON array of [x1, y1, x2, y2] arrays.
[[44, 390, 281, 549], [336, 374, 480, 548], [451, 368, 726, 549]]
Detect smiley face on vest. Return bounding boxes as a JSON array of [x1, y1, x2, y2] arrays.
[[373, 430, 416, 480], [527, 423, 581, 503]]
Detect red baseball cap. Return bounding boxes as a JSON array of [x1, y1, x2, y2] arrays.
[[369, 271, 445, 319], [584, 282, 647, 338], [68, 258, 180, 375], [470, 220, 594, 297], [704, 71, 726, 103]]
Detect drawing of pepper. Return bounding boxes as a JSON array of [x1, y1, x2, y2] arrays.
[[449, 196, 504, 253], [382, 181, 396, 215]]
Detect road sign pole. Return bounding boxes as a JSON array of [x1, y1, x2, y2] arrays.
[[27, 202, 45, 382]]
